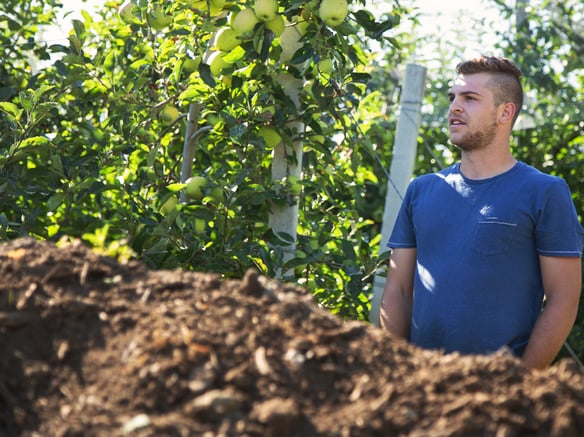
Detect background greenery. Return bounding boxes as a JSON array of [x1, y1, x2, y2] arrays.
[[1, 0, 582, 363]]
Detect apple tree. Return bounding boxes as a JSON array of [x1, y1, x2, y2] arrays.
[[0, 0, 411, 320], [0, 0, 67, 240]]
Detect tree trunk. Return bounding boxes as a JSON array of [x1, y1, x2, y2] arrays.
[[269, 72, 303, 279]]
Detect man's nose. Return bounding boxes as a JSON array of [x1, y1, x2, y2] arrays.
[[449, 99, 462, 114]]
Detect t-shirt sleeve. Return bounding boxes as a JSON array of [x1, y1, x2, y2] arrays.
[[536, 179, 584, 257], [387, 182, 417, 249]]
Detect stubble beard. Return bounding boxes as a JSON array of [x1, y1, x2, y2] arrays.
[[450, 120, 498, 152]]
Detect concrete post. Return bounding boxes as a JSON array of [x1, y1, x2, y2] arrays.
[[369, 63, 427, 325]]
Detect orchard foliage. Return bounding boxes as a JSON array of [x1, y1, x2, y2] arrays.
[[0, 0, 408, 320]]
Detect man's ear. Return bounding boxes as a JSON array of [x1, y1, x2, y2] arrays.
[[499, 102, 516, 124]]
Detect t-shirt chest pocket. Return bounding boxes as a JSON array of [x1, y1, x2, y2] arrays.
[[472, 218, 518, 256]]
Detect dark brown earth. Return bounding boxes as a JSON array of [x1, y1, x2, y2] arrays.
[[1, 237, 583, 437]]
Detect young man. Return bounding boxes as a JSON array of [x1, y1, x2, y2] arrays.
[[379, 55, 584, 370]]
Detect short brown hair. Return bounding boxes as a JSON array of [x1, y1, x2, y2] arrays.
[[456, 55, 523, 125]]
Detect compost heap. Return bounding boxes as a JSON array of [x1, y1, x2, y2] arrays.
[[0, 237, 583, 437]]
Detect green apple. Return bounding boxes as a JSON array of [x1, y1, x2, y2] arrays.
[[317, 57, 333, 74], [318, 0, 348, 27], [184, 176, 207, 200], [208, 51, 230, 76], [194, 218, 206, 234], [210, 187, 224, 203], [231, 8, 260, 37], [258, 126, 282, 147], [209, 0, 228, 15], [188, 0, 207, 10], [159, 105, 181, 126], [147, 4, 172, 30], [211, 0, 227, 10], [228, 9, 238, 27], [215, 28, 240, 52], [308, 134, 325, 144], [159, 196, 178, 215], [119, 0, 141, 24], [182, 56, 201, 73], [296, 18, 310, 35], [264, 14, 285, 36], [189, 0, 226, 17], [301, 2, 316, 21], [254, 0, 278, 22]]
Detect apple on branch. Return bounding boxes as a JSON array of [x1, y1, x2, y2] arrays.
[[182, 56, 201, 73], [317, 57, 333, 74], [254, 0, 278, 22], [215, 28, 240, 52], [159, 105, 181, 126], [207, 51, 231, 77], [210, 186, 224, 203], [318, 0, 348, 27], [159, 195, 179, 215], [119, 0, 142, 24], [231, 8, 260, 38], [189, 0, 226, 16], [210, 0, 227, 14], [194, 218, 206, 234], [258, 126, 282, 148], [188, 0, 207, 10], [184, 176, 207, 201], [264, 14, 285, 36], [147, 4, 172, 30]]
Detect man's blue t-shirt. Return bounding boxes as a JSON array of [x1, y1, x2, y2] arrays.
[[388, 162, 584, 357]]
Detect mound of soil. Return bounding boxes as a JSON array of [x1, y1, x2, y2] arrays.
[[0, 237, 583, 437]]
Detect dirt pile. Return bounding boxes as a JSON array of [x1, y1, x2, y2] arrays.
[[0, 237, 583, 436]]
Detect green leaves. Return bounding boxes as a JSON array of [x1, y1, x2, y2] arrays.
[[0, 0, 414, 322], [353, 9, 399, 40], [0, 102, 23, 123]]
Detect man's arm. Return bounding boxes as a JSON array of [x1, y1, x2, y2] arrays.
[[521, 255, 582, 370], [379, 247, 416, 340]]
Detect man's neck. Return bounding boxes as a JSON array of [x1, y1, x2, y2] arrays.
[[459, 149, 517, 180]]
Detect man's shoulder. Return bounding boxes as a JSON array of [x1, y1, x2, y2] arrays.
[[411, 164, 458, 184], [513, 162, 567, 188], [409, 162, 568, 191]]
